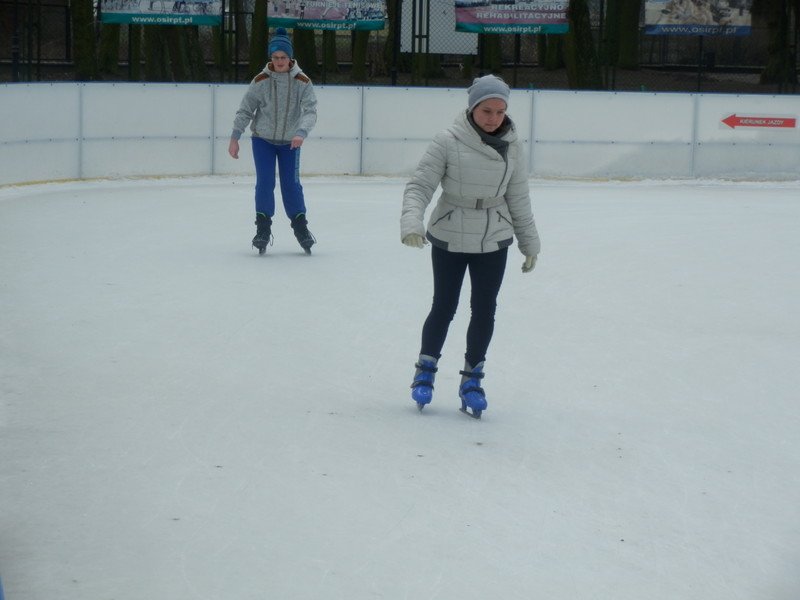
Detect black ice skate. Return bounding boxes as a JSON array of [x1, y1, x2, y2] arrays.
[[291, 213, 316, 254], [252, 213, 273, 255]]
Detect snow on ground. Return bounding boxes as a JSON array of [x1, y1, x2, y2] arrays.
[[1, 176, 799, 600]]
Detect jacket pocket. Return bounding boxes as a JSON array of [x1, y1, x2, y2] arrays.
[[431, 210, 454, 227], [495, 207, 513, 227]]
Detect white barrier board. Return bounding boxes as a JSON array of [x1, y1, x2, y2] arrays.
[[1, 83, 798, 185]]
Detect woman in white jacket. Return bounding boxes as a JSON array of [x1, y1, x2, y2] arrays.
[[401, 75, 541, 418]]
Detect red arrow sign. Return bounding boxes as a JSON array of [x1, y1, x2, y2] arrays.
[[722, 114, 797, 129]]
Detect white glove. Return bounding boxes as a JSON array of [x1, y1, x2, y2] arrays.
[[402, 234, 427, 248], [522, 255, 537, 273]]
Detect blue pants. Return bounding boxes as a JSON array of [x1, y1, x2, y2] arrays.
[[420, 245, 508, 367], [252, 137, 306, 218]]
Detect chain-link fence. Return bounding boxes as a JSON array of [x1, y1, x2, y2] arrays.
[[1, 0, 798, 93]]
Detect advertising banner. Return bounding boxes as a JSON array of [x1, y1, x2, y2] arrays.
[[100, 0, 223, 25], [454, 0, 569, 34], [644, 0, 752, 35], [268, 0, 387, 30]]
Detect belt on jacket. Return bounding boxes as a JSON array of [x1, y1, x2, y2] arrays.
[[442, 193, 505, 210]]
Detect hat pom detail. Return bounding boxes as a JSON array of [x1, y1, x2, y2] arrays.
[[268, 27, 294, 59]]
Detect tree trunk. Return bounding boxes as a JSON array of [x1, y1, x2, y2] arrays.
[[168, 26, 206, 82], [412, 53, 443, 81], [603, 0, 619, 69], [383, 0, 408, 77], [538, 34, 564, 70], [71, 0, 97, 80], [351, 30, 369, 82], [129, 25, 142, 81], [165, 27, 188, 81], [564, 0, 603, 89], [293, 29, 318, 76], [616, 0, 641, 69], [480, 34, 503, 73], [233, 0, 250, 58], [98, 24, 121, 78], [462, 54, 475, 80], [213, 26, 231, 80], [144, 26, 171, 81], [323, 30, 338, 74], [249, 0, 268, 76], [185, 27, 209, 81], [755, 0, 798, 86]]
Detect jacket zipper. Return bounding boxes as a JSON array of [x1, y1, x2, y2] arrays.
[[271, 77, 279, 140], [281, 75, 291, 141], [481, 210, 491, 252], [495, 158, 510, 197], [486, 151, 511, 251]]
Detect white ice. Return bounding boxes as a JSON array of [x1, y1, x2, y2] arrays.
[[1, 176, 799, 600]]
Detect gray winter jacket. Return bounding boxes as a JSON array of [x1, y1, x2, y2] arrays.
[[231, 60, 317, 143], [401, 110, 540, 256]]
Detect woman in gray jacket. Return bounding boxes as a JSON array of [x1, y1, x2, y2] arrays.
[[401, 75, 541, 418], [229, 28, 318, 255]]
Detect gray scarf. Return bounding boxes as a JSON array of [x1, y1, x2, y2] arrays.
[[467, 112, 511, 160]]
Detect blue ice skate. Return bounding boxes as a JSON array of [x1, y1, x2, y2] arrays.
[[410, 356, 438, 410], [459, 362, 487, 419]]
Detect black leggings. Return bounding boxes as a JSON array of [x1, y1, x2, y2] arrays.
[[420, 245, 508, 367]]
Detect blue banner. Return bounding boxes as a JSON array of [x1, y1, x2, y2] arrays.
[[644, 0, 752, 35]]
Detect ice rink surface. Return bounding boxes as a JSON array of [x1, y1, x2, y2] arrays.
[[2, 176, 799, 600]]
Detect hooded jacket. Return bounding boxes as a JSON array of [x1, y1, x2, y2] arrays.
[[401, 110, 540, 256], [231, 60, 317, 144]]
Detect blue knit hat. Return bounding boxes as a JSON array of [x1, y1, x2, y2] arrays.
[[268, 28, 293, 59]]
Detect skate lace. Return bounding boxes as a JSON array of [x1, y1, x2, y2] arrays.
[[254, 228, 273, 247], [294, 225, 314, 242]]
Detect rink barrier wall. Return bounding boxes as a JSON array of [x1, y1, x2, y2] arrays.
[[1, 82, 799, 186]]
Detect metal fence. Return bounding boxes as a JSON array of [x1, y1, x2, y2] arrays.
[[1, 0, 798, 93]]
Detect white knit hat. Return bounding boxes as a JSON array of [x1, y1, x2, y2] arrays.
[[467, 75, 510, 112]]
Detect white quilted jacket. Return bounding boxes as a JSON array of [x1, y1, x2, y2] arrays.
[[401, 110, 540, 256]]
